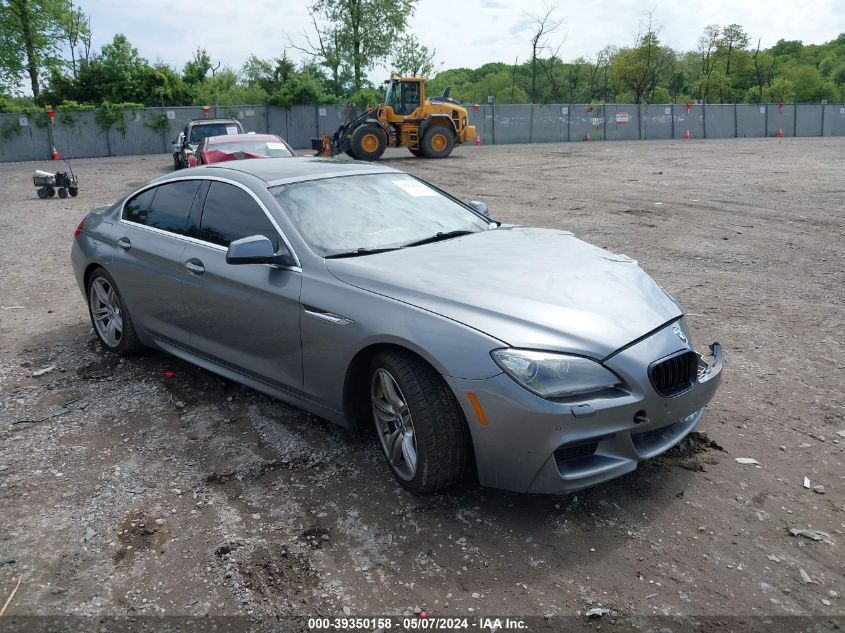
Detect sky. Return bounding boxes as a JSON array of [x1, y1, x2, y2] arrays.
[[84, 0, 845, 79]]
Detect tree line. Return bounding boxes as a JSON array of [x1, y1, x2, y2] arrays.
[[1, 0, 843, 115]]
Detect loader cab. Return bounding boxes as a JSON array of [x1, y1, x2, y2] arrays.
[[384, 78, 424, 116]]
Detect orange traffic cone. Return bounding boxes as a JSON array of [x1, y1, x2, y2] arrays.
[[52, 145, 61, 160], [475, 134, 481, 147], [777, 128, 784, 138], [683, 129, 691, 141]]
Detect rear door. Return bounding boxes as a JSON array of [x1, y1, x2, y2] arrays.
[[180, 180, 303, 392], [110, 179, 204, 345]]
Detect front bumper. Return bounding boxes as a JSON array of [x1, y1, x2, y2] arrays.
[[445, 323, 724, 494]]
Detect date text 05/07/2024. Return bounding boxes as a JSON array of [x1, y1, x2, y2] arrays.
[[307, 616, 528, 630]]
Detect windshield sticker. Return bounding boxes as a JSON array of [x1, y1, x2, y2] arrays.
[[266, 142, 285, 149], [226, 126, 239, 135], [392, 179, 437, 197]]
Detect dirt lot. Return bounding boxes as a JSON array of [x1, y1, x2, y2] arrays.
[[0, 138, 843, 626]]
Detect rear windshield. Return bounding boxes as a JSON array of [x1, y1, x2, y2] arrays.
[[190, 123, 239, 142]]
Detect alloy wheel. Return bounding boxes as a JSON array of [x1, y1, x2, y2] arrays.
[[89, 277, 123, 347], [371, 368, 418, 481]]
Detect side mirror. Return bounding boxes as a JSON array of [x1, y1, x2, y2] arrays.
[[226, 235, 295, 267], [469, 200, 489, 216]]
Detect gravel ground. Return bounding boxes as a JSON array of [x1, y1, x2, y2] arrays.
[[0, 138, 843, 626]]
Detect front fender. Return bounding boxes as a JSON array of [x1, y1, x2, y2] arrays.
[[299, 271, 504, 414]]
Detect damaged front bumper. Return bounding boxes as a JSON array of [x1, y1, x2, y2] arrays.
[[446, 322, 724, 494]]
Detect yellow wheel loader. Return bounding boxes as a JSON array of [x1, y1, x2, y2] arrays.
[[311, 77, 476, 161]]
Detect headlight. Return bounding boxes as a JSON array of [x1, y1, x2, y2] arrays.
[[491, 349, 621, 398]]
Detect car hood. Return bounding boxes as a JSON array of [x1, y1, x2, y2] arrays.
[[325, 227, 683, 359]]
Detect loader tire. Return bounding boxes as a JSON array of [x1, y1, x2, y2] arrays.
[[421, 125, 455, 159], [350, 124, 387, 161]]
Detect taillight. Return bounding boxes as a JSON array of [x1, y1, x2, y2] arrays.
[[73, 218, 85, 239]]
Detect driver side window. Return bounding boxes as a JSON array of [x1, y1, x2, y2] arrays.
[[198, 182, 281, 250]]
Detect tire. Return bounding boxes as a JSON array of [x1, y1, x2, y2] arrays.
[[173, 153, 182, 170], [58, 187, 68, 198], [69, 187, 79, 197], [369, 350, 470, 493], [37, 187, 47, 199], [350, 124, 387, 161], [86, 268, 143, 355], [409, 148, 424, 158], [420, 125, 455, 159], [46, 186, 56, 197]]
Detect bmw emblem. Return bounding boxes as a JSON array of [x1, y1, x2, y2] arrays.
[[673, 326, 688, 344]]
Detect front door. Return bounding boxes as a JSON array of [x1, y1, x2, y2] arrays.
[[181, 180, 303, 393]]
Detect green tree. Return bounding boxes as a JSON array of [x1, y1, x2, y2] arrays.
[[714, 24, 751, 102], [182, 48, 212, 86], [784, 65, 837, 102], [58, 0, 90, 78], [391, 33, 435, 77], [96, 34, 149, 102], [763, 77, 795, 103], [241, 54, 296, 94], [287, 10, 349, 98], [310, 0, 416, 93], [190, 68, 268, 106], [0, 0, 74, 96]]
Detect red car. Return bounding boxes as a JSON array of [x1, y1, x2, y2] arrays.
[[188, 133, 296, 166]]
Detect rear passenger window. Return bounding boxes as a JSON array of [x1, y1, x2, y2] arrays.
[[145, 181, 202, 235], [123, 188, 155, 224], [199, 182, 280, 250]]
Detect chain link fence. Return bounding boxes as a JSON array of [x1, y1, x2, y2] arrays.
[[1, 103, 843, 162]]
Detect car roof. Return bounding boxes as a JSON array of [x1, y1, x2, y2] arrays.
[[201, 157, 397, 186], [187, 118, 239, 125], [206, 133, 282, 144]]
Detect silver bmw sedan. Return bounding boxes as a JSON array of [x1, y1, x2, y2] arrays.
[[71, 157, 723, 494]]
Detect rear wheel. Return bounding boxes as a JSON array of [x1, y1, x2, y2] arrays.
[[46, 186, 56, 197], [58, 187, 68, 198], [421, 125, 455, 159], [173, 153, 182, 170], [369, 350, 469, 493], [350, 124, 387, 161], [68, 187, 79, 197], [87, 268, 143, 355], [37, 187, 47, 199]]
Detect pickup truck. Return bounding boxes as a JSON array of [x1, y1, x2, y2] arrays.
[[171, 118, 245, 169]]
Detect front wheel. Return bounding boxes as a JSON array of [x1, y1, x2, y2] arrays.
[[68, 187, 79, 197], [421, 125, 455, 158], [369, 351, 470, 493], [350, 124, 387, 161], [87, 268, 143, 355], [173, 153, 182, 170]]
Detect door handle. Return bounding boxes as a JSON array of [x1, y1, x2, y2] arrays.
[[184, 259, 205, 274], [117, 237, 131, 250]]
